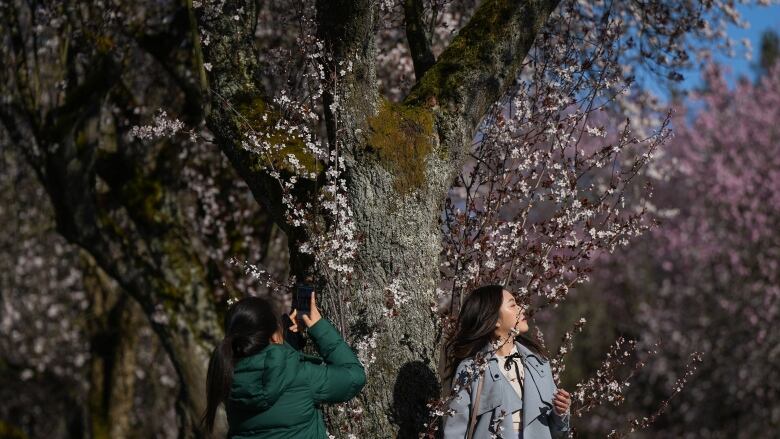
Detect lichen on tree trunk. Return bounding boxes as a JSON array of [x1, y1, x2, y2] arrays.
[[323, 157, 454, 437]]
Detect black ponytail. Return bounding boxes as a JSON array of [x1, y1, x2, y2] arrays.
[[200, 297, 281, 434], [202, 337, 235, 433]]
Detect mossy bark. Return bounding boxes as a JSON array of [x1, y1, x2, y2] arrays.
[[201, 1, 318, 240], [366, 98, 436, 195], [405, 0, 561, 136]]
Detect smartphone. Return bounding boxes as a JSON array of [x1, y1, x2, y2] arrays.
[[293, 284, 314, 323]]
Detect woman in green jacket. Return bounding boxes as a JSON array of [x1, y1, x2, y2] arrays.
[[201, 291, 366, 438]]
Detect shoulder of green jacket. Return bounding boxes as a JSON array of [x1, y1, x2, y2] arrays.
[[232, 340, 325, 375], [233, 342, 295, 372]]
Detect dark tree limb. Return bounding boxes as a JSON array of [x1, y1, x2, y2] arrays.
[[2, 40, 220, 435], [200, 0, 322, 283], [0, 103, 45, 177], [134, 5, 208, 124], [404, 0, 561, 138], [316, 0, 378, 153], [201, 0, 316, 228], [404, 0, 436, 80]]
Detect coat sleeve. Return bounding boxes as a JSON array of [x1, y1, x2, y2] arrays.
[[547, 370, 571, 439], [442, 359, 473, 438], [305, 318, 367, 404]]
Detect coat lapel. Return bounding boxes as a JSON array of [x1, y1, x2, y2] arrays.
[[516, 342, 548, 404], [515, 341, 554, 430], [476, 339, 554, 433]]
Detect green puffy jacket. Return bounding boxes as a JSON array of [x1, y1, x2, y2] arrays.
[[226, 318, 366, 438]]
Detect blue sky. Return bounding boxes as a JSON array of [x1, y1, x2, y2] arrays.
[[652, 2, 780, 101]]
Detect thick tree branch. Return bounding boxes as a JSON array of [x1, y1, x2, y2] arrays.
[[316, 0, 378, 153], [404, 0, 436, 80], [4, 37, 219, 433], [134, 5, 208, 124], [201, 0, 320, 237], [200, 1, 325, 285], [404, 0, 561, 136]]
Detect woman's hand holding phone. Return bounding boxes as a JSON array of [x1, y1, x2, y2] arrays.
[[290, 290, 321, 329], [287, 310, 300, 333]]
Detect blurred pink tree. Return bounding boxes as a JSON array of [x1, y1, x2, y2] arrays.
[[577, 61, 780, 437]]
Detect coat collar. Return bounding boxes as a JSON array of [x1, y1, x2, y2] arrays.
[[476, 337, 548, 382], [477, 337, 546, 363], [471, 337, 554, 429]]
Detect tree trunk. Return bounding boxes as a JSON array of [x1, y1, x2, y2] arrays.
[[83, 254, 143, 439], [324, 157, 455, 437], [1, 96, 221, 439]]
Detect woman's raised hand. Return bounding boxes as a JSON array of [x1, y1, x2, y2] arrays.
[[300, 290, 322, 327], [290, 291, 322, 329], [288, 309, 300, 333]]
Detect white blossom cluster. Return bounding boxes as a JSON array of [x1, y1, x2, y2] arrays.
[[420, 354, 491, 436], [423, 3, 700, 424], [437, 3, 675, 332], [382, 278, 410, 317], [302, 151, 359, 284], [354, 331, 379, 371], [571, 337, 646, 413], [226, 31, 360, 288], [326, 399, 368, 437], [129, 111, 186, 141], [227, 258, 295, 295], [177, 140, 267, 288], [489, 409, 507, 438]]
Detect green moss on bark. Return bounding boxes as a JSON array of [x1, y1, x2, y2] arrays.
[[233, 94, 322, 176], [405, 0, 520, 107], [367, 98, 435, 195], [123, 178, 166, 227]]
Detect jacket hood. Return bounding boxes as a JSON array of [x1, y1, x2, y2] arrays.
[[228, 342, 302, 411]]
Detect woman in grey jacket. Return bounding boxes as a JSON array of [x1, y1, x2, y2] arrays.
[[442, 285, 571, 439]]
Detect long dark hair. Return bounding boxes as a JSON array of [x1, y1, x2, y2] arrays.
[[444, 284, 547, 381], [200, 296, 281, 434]]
